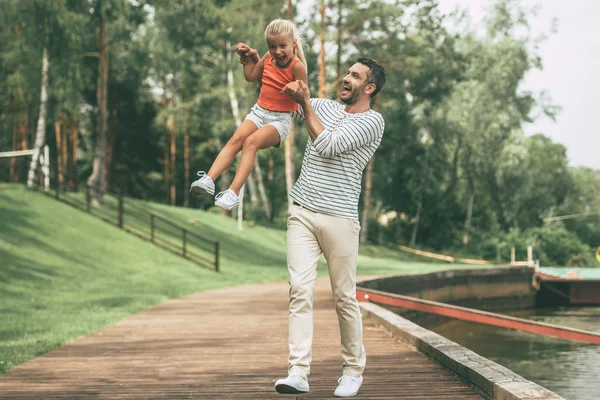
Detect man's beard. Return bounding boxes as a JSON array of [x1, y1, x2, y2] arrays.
[[340, 84, 364, 105]]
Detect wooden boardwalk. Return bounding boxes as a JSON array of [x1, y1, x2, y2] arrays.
[[0, 278, 482, 399]]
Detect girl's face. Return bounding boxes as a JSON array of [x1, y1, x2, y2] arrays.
[[266, 34, 296, 67]]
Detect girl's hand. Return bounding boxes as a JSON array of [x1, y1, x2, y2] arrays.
[[236, 42, 251, 56], [246, 49, 259, 64]]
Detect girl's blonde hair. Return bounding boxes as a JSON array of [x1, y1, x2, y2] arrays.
[[265, 19, 307, 66]]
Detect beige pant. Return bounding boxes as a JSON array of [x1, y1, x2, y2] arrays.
[[286, 203, 366, 378]]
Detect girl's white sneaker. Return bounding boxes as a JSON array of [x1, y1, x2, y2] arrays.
[[189, 171, 215, 195], [214, 189, 240, 210]]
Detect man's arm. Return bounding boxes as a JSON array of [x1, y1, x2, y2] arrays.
[[311, 115, 384, 157], [282, 80, 384, 156]]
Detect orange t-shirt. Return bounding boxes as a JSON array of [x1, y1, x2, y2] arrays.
[[257, 56, 301, 112]]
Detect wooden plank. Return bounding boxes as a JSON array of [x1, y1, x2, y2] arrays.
[[0, 279, 481, 399]]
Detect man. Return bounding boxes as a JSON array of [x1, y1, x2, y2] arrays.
[[274, 58, 386, 398]]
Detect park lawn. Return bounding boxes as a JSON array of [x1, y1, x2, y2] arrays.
[[0, 183, 490, 374]]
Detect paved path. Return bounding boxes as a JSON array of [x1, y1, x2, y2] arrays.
[[0, 278, 482, 399]]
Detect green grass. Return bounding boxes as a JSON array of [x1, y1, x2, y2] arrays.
[[0, 183, 492, 374]]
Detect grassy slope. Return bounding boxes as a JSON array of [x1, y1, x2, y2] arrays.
[[0, 184, 490, 373]]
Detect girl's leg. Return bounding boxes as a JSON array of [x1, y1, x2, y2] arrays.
[[229, 125, 280, 195], [207, 119, 258, 181]]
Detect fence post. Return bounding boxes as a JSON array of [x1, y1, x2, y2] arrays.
[[182, 230, 187, 257], [150, 214, 155, 242], [86, 186, 91, 213], [118, 197, 124, 228], [214, 241, 220, 272]]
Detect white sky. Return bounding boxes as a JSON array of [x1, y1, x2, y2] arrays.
[[437, 0, 600, 170]]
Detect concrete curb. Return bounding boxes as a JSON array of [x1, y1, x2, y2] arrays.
[[360, 302, 565, 400]]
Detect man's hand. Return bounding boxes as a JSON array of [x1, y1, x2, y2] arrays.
[[282, 80, 310, 106]]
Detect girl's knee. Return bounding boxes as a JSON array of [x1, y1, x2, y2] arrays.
[[227, 134, 245, 150], [242, 135, 260, 151]]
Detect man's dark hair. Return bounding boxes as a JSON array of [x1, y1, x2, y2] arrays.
[[357, 57, 386, 99]]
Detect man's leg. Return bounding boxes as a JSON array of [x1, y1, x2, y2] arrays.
[[318, 215, 366, 378], [286, 206, 322, 377]]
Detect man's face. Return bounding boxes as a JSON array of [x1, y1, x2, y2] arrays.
[[340, 63, 371, 105]]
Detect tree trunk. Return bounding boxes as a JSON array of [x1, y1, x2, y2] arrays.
[[27, 46, 49, 188], [162, 73, 170, 203], [104, 108, 117, 191], [360, 157, 374, 245], [253, 161, 272, 220], [55, 118, 64, 189], [10, 123, 18, 182], [87, 4, 109, 205], [169, 112, 176, 206], [336, 0, 343, 99], [184, 109, 190, 208], [318, 0, 326, 98], [69, 117, 78, 190], [410, 199, 422, 247], [463, 193, 474, 245]]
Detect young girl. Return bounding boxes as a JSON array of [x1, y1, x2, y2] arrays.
[[190, 19, 307, 210]]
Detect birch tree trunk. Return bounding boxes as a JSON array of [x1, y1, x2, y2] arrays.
[[87, 4, 109, 205], [27, 46, 49, 188]]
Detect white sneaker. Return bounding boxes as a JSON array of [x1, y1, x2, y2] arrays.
[[214, 189, 240, 210], [189, 171, 215, 195], [274, 373, 309, 394], [333, 375, 363, 397]]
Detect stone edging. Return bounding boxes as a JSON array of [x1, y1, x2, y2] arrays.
[[360, 302, 565, 400]]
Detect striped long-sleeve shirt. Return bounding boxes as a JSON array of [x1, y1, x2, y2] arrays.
[[291, 98, 385, 220]]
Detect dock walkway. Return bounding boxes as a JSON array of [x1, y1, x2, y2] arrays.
[[0, 278, 481, 399]]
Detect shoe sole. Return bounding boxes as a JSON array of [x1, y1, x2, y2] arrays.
[[275, 384, 309, 395], [190, 184, 214, 196], [215, 200, 240, 211]]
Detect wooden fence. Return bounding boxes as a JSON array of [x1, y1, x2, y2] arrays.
[[36, 179, 219, 271]]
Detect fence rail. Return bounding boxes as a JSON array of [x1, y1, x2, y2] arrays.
[[36, 179, 219, 271]]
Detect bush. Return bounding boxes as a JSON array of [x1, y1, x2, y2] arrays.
[[473, 226, 597, 267]]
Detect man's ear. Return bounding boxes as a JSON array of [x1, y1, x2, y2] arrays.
[[364, 83, 376, 96]]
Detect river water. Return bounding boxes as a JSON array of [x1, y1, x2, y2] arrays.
[[404, 307, 600, 400]]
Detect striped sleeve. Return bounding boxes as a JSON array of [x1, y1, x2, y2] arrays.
[[312, 113, 384, 157], [291, 98, 327, 121]]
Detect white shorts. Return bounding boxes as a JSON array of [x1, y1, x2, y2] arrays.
[[244, 104, 292, 147]]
